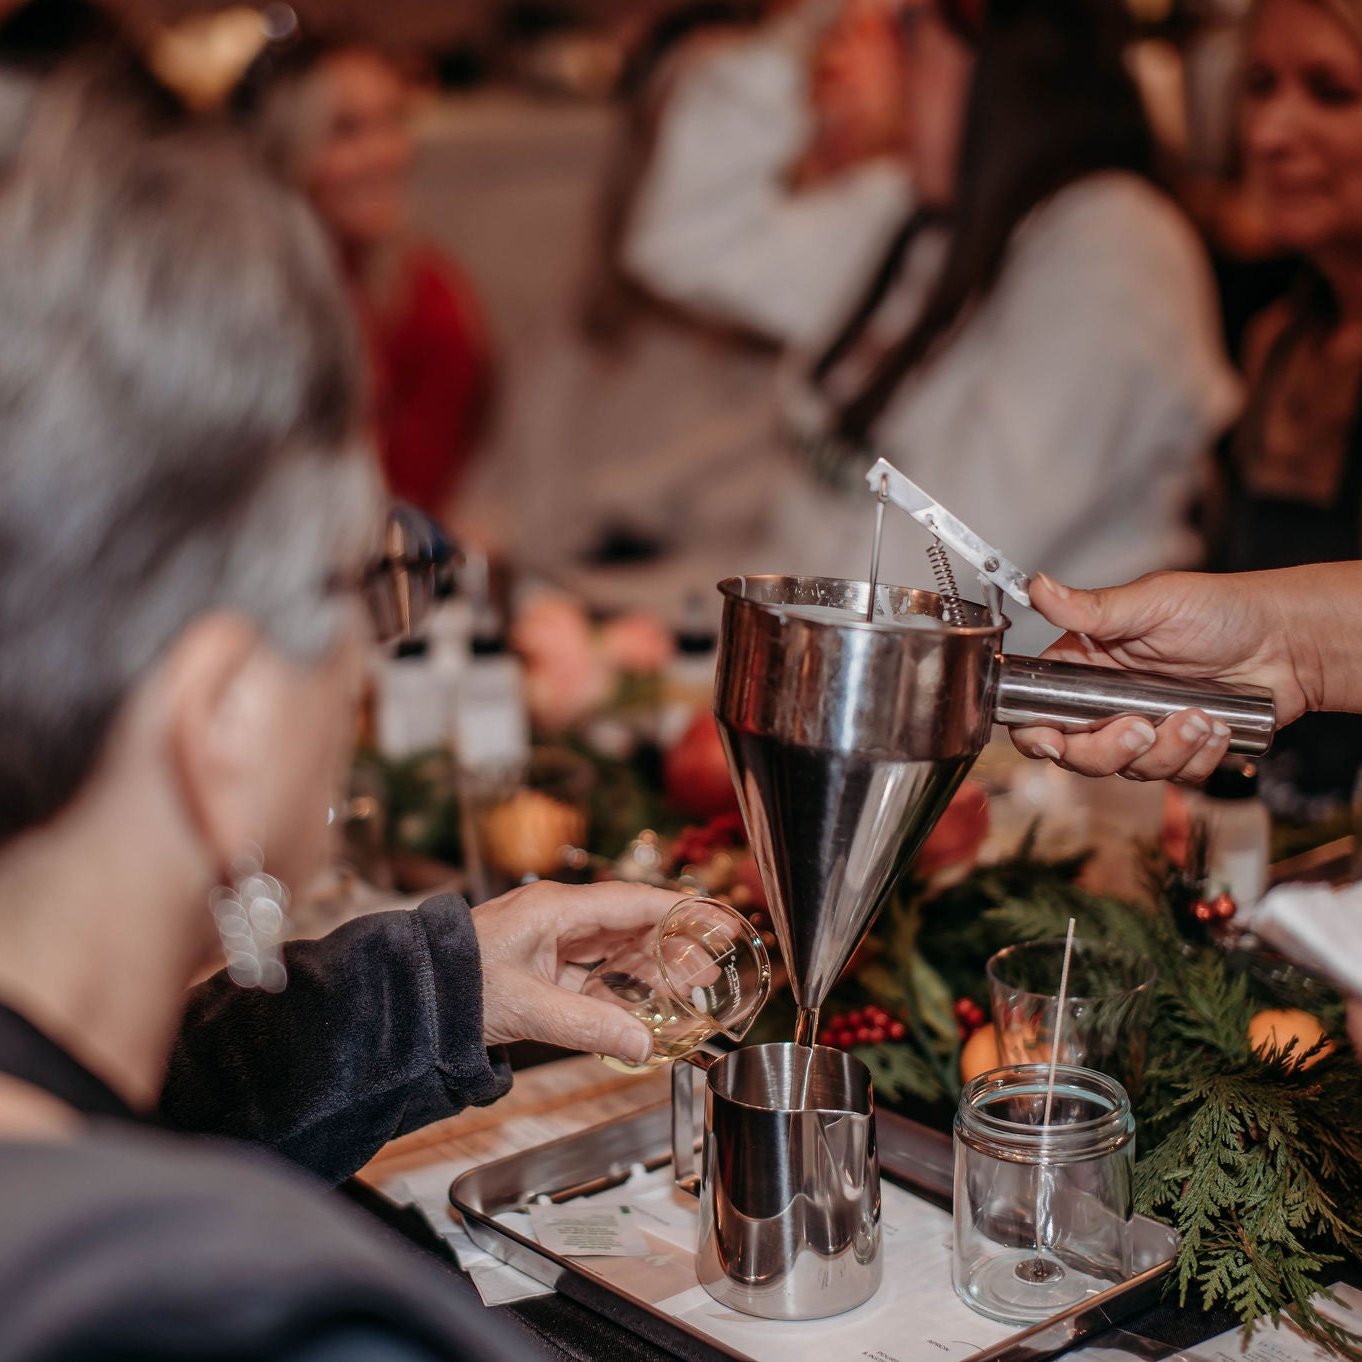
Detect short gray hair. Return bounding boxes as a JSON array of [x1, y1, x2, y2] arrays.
[[0, 64, 379, 845]]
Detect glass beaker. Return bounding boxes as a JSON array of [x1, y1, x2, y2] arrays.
[[987, 939, 1156, 1094], [582, 896, 771, 1072], [953, 1063, 1135, 1324]]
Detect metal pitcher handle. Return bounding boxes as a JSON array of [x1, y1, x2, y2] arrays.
[[671, 1051, 716, 1197], [995, 655, 1276, 756]]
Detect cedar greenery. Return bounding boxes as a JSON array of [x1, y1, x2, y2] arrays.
[[849, 830, 1362, 1355]]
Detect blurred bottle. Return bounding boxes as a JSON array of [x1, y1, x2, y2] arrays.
[[449, 552, 529, 773], [660, 595, 718, 747], [1194, 759, 1271, 911], [375, 638, 457, 758]]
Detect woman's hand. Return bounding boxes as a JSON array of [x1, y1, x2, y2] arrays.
[[472, 881, 677, 1067], [1011, 570, 1312, 782]]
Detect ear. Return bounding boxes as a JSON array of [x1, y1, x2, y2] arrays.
[[156, 613, 274, 879]]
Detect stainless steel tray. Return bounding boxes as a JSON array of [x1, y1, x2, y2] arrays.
[[451, 1101, 1179, 1362]]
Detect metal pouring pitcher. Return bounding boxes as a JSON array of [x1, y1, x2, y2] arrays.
[[671, 1043, 881, 1319], [715, 574, 1276, 1040]]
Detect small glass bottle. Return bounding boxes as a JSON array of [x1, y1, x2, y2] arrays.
[[375, 638, 456, 758], [660, 596, 718, 747], [953, 1064, 1135, 1324], [1197, 759, 1270, 912]]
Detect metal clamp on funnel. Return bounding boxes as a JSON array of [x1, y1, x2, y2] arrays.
[[862, 456, 1275, 754]]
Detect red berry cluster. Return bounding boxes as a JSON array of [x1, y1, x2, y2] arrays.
[[953, 997, 987, 1040], [818, 1005, 908, 1049], [1192, 892, 1237, 924], [670, 812, 746, 868]]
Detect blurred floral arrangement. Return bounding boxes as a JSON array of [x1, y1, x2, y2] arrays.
[[353, 590, 731, 878], [510, 593, 674, 735]]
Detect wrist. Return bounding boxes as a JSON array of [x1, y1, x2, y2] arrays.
[[1260, 564, 1349, 717]]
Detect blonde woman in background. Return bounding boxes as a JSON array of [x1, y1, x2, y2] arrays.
[[1202, 0, 1362, 813]]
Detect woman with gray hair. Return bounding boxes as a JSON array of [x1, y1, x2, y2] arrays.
[[0, 48, 666, 1362]]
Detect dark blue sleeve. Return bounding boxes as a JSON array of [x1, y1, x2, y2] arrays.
[[282, 1326, 448, 1362], [158, 895, 513, 1184]]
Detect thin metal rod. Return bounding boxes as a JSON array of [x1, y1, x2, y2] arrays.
[[1042, 918, 1077, 1126], [865, 475, 889, 622], [1033, 918, 1077, 1270]]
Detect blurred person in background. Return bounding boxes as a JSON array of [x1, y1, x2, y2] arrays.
[[457, 0, 787, 623], [235, 36, 494, 523], [1200, 0, 1362, 815], [625, 0, 1240, 653], [0, 33, 671, 1359]]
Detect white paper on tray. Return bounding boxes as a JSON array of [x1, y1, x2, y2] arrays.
[[1179, 1283, 1360, 1362], [383, 1167, 553, 1305], [1251, 882, 1362, 997], [527, 1204, 650, 1257], [498, 1163, 1018, 1362]]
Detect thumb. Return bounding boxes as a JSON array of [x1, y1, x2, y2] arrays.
[[520, 980, 656, 1067], [1031, 573, 1127, 642]]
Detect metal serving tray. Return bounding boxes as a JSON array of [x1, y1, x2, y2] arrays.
[[451, 1101, 1179, 1362]]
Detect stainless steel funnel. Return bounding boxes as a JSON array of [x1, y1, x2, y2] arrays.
[[714, 575, 1275, 1042]]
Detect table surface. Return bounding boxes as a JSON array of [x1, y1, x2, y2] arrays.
[[360, 1056, 686, 1362], [359, 1054, 669, 1192], [356, 1056, 1247, 1362]]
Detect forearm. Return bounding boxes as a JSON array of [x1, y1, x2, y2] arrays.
[[159, 896, 510, 1184], [1256, 561, 1362, 716]]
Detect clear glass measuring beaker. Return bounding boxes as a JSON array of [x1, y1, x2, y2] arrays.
[[581, 896, 771, 1071]]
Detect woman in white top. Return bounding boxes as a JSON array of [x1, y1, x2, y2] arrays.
[[625, 0, 1241, 651]]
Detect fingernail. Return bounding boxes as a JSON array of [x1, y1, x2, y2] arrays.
[[1122, 722, 1157, 754], [1036, 572, 1071, 600], [623, 1032, 654, 1066], [1212, 721, 1231, 740], [1179, 715, 1211, 743], [1033, 742, 1062, 761]]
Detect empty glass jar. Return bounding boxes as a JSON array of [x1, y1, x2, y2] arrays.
[[953, 1064, 1135, 1324]]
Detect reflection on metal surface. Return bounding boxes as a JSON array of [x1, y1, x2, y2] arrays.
[[672, 1044, 881, 1320]]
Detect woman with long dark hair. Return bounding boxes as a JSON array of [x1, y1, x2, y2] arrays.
[[626, 0, 1239, 651]]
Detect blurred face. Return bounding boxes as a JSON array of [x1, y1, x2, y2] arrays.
[[296, 50, 413, 251], [807, 0, 909, 168], [898, 0, 976, 206], [1242, 0, 1362, 257]]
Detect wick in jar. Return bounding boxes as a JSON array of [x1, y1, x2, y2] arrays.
[[1017, 916, 1076, 1286]]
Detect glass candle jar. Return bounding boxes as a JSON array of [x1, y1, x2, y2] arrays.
[[987, 939, 1156, 1097], [953, 1064, 1135, 1324]]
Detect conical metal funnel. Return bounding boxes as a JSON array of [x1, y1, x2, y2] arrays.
[[714, 575, 1003, 1031]]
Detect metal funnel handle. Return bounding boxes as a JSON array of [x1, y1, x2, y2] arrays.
[[994, 656, 1276, 756]]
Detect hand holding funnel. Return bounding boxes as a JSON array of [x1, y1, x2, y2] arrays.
[[714, 466, 1275, 1049]]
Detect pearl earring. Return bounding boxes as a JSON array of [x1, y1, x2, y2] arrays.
[[209, 844, 289, 992]]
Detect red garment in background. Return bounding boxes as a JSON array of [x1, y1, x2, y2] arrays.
[[359, 246, 493, 516]]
